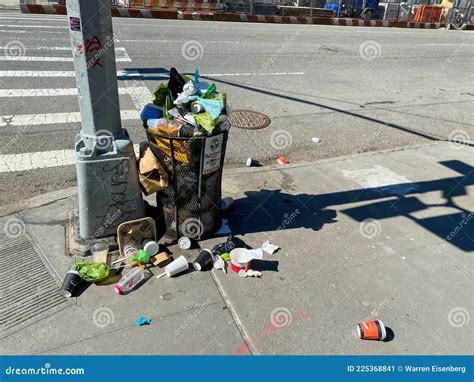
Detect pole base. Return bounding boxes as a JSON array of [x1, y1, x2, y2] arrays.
[[66, 209, 119, 258]]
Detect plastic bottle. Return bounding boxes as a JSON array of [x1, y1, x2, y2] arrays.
[[123, 244, 139, 263], [114, 267, 145, 295]]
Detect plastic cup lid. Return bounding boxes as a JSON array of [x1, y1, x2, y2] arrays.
[[144, 241, 159, 255]]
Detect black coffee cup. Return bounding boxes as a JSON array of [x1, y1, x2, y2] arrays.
[[193, 249, 213, 271], [60, 270, 82, 298]]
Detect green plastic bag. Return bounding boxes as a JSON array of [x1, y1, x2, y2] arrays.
[[194, 112, 218, 134], [72, 262, 110, 283], [151, 81, 171, 107]]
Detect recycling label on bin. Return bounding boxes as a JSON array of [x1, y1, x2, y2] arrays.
[[202, 135, 223, 175]]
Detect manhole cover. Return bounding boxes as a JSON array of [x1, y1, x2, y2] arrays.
[[0, 228, 70, 339], [228, 110, 271, 130]]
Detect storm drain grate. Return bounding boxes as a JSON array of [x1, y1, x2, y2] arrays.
[[228, 109, 271, 130], [0, 233, 70, 339]]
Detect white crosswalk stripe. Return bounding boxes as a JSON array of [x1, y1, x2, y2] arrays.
[[0, 110, 140, 127], [0, 24, 68, 29], [0, 46, 128, 52], [0, 16, 151, 174], [0, 88, 130, 97], [0, 56, 132, 62]]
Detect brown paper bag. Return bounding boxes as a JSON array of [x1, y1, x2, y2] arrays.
[[138, 142, 169, 195]]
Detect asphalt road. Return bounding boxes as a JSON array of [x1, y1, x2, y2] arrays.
[[0, 9, 473, 207]]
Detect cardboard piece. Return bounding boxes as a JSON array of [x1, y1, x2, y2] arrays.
[[138, 142, 169, 195]]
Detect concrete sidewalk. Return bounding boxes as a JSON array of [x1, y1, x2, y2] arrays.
[[0, 141, 473, 355]]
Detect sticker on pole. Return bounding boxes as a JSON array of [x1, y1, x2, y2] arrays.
[[202, 135, 223, 175], [69, 17, 81, 32]]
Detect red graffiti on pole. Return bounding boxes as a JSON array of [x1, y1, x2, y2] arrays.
[[85, 35, 103, 68]]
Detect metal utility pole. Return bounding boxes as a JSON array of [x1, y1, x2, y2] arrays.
[[66, 0, 144, 239]]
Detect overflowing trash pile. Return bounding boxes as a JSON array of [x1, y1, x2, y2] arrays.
[[60, 68, 280, 300]]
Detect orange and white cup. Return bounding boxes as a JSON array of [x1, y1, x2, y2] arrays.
[[356, 320, 386, 341]]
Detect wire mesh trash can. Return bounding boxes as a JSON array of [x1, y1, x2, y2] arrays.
[[146, 128, 229, 241]]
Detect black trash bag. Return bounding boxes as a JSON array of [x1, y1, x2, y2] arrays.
[[168, 67, 187, 99]]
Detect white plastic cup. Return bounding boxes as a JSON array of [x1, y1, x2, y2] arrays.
[[165, 255, 189, 277], [91, 243, 108, 264]]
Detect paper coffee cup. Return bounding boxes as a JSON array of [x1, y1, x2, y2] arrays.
[[356, 320, 386, 341], [246, 158, 259, 167], [60, 270, 82, 298], [165, 255, 189, 277], [193, 249, 213, 271]]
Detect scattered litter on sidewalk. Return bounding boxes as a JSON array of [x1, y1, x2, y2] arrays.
[[114, 267, 147, 295], [72, 262, 109, 283], [152, 252, 172, 267], [229, 247, 264, 273], [238, 269, 263, 278], [356, 320, 387, 341], [262, 241, 279, 255], [312, 137, 321, 144], [90, 243, 109, 264], [246, 158, 260, 167], [60, 270, 82, 298], [178, 236, 192, 250], [277, 156, 289, 165], [135, 316, 152, 327], [193, 249, 213, 271], [156, 255, 189, 278]]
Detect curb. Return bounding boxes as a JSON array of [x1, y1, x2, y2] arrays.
[[0, 187, 77, 218], [19, 4, 470, 29]]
